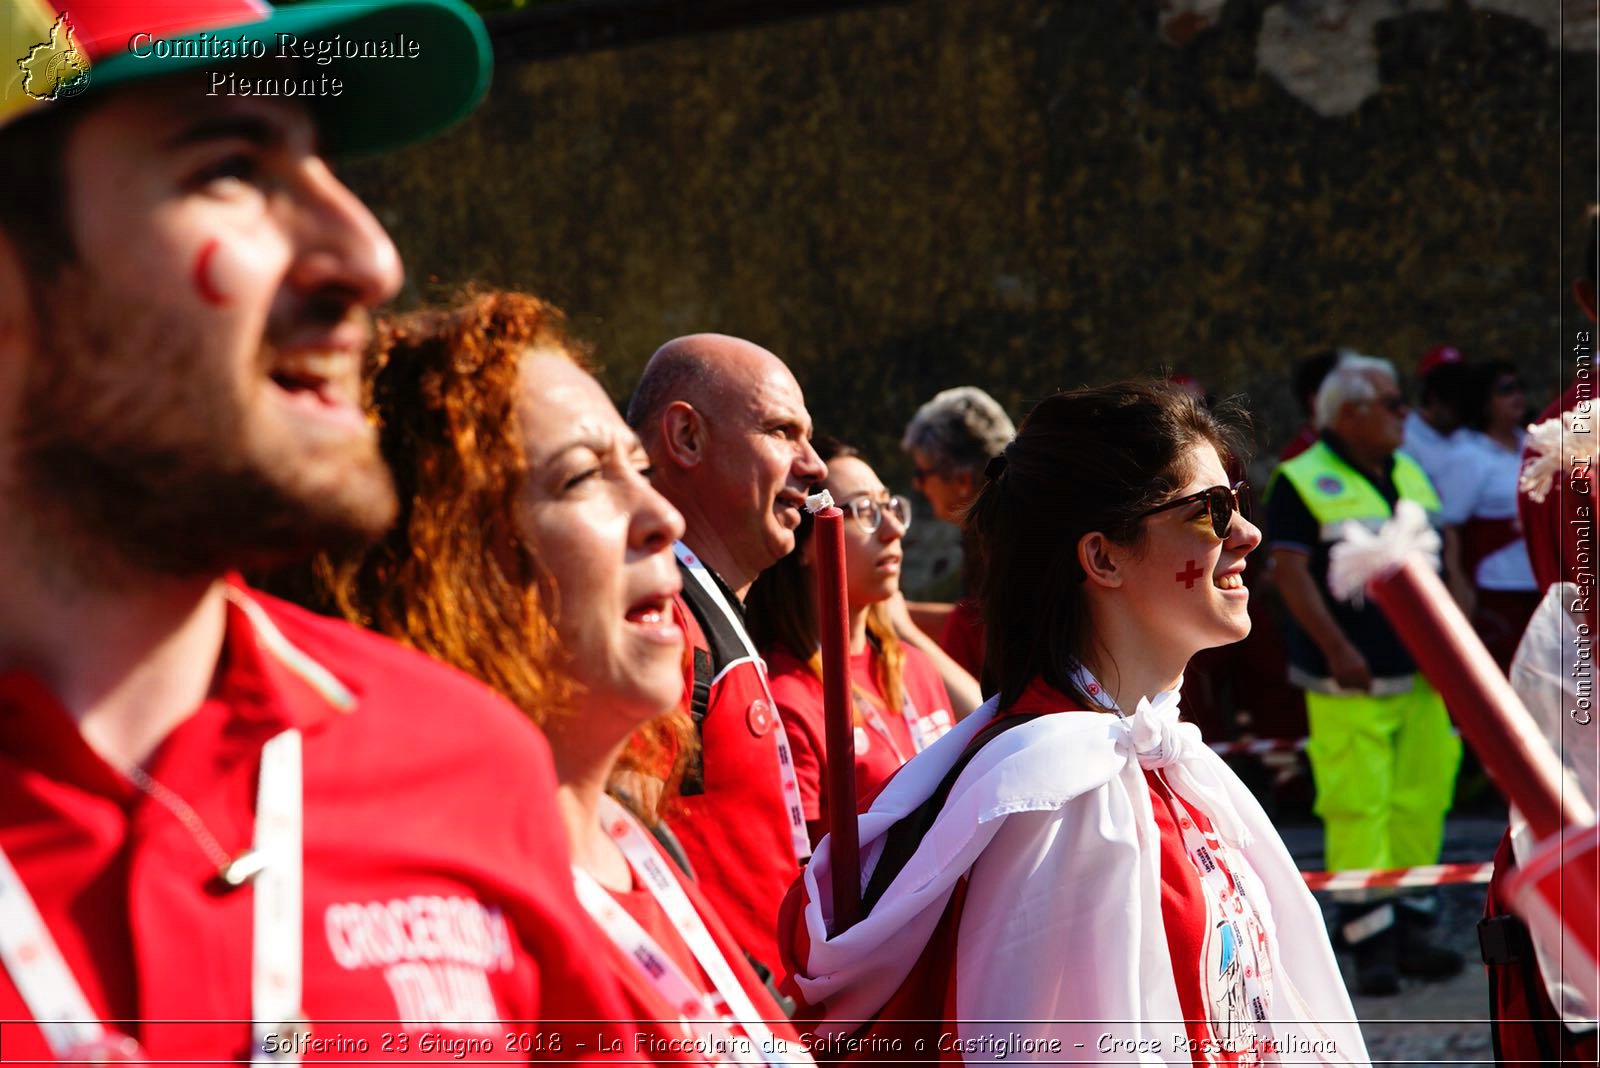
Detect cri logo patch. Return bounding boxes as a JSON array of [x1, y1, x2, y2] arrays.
[[18, 13, 90, 102]]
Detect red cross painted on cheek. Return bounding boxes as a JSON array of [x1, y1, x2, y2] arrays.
[[1177, 559, 1204, 588]]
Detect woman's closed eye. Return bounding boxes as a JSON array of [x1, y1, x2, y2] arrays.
[[562, 466, 602, 492]]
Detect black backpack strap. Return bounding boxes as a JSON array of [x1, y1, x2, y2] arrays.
[[675, 557, 747, 797], [860, 712, 1044, 916], [1480, 910, 1563, 1064], [676, 559, 750, 673], [678, 646, 715, 796]]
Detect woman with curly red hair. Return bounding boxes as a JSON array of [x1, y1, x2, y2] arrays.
[[322, 290, 809, 1063]]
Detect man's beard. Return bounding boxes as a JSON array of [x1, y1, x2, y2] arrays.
[[11, 266, 398, 585]]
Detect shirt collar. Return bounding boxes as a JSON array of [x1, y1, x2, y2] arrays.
[[219, 576, 358, 730], [674, 541, 748, 623], [1000, 676, 1087, 719], [0, 577, 356, 790]]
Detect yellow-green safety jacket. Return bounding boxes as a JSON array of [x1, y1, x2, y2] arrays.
[[1267, 437, 1441, 694]]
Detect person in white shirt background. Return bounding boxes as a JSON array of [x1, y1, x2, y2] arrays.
[[1400, 345, 1470, 484], [1442, 361, 1540, 668], [1400, 344, 1479, 610]]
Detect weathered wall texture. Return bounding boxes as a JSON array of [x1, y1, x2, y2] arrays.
[[347, 0, 1596, 491]]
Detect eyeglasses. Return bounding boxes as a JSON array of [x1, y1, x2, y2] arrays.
[[1492, 378, 1524, 397], [844, 494, 912, 534], [1137, 481, 1251, 539]]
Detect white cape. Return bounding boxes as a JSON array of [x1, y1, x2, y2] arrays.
[[793, 689, 1370, 1065]]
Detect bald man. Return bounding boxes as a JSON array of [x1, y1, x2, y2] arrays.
[[627, 334, 827, 976]]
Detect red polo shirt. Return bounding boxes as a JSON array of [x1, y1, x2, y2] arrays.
[[766, 644, 953, 845], [1149, 772, 1269, 1066], [0, 579, 632, 1062], [936, 600, 986, 682]]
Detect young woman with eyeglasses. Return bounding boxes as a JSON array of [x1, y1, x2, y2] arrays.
[[781, 383, 1366, 1066], [747, 440, 957, 847]]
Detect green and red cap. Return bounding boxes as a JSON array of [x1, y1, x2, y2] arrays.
[[2, 0, 491, 153]]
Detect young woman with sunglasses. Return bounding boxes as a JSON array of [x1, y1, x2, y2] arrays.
[[318, 292, 810, 1065], [747, 440, 957, 847], [782, 383, 1366, 1065]]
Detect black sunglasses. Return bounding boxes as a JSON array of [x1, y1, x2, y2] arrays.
[[1137, 480, 1251, 539]]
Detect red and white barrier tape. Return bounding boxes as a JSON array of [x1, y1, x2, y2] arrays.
[[1202, 735, 1491, 889], [1208, 736, 1307, 756], [1301, 862, 1495, 893]]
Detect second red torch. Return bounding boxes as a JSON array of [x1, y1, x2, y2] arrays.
[[809, 493, 861, 935]]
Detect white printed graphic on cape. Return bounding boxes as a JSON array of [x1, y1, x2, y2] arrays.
[[1191, 835, 1272, 1063]]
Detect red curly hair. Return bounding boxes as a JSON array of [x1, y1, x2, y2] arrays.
[[319, 289, 692, 821]]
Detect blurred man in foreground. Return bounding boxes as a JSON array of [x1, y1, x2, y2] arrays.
[[0, 1, 631, 1059]]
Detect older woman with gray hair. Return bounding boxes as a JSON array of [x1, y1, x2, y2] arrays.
[[888, 387, 1016, 705], [901, 386, 1017, 524]]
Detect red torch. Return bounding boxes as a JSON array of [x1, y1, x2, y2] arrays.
[[1330, 501, 1597, 1009], [809, 491, 861, 935]]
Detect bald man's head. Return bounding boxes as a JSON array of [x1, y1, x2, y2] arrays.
[[626, 334, 766, 441], [627, 333, 827, 593]]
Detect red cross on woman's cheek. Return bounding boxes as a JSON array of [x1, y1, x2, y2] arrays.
[[1177, 560, 1204, 588]]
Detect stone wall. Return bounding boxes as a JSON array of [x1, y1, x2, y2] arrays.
[[346, 0, 1596, 524]]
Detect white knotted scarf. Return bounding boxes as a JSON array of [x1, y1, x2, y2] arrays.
[[792, 683, 1368, 1065], [1120, 687, 1254, 850]]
